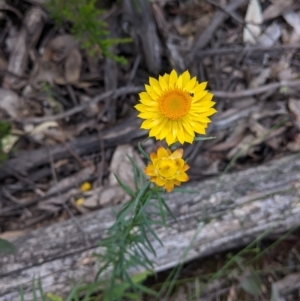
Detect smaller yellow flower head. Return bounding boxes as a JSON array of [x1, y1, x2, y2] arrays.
[[144, 146, 189, 193], [80, 181, 92, 192]]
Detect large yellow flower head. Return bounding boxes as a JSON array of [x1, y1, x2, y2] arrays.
[[135, 70, 217, 145], [144, 146, 189, 193]]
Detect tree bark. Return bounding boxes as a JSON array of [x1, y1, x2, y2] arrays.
[[1, 154, 300, 300]]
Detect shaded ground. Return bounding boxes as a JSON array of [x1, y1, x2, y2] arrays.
[[0, 0, 300, 299]]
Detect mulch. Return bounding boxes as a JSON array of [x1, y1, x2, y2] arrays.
[[0, 0, 300, 235]]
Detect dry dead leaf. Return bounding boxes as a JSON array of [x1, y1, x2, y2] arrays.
[[28, 121, 59, 142], [0, 49, 7, 69], [227, 134, 255, 159], [288, 98, 300, 130], [0, 88, 23, 120], [64, 48, 82, 84], [109, 144, 145, 190], [41, 34, 76, 62], [249, 68, 271, 88], [29, 59, 63, 89], [258, 22, 281, 46], [243, 0, 263, 44], [249, 120, 283, 150], [271, 56, 299, 81], [46, 166, 94, 196], [226, 285, 237, 301], [1, 134, 19, 153], [287, 133, 300, 152], [263, 0, 293, 20], [283, 11, 300, 44], [272, 273, 300, 295], [211, 123, 246, 152], [79, 185, 127, 209]]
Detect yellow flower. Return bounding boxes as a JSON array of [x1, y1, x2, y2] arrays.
[[144, 146, 189, 193], [135, 69, 217, 145], [80, 181, 92, 192]]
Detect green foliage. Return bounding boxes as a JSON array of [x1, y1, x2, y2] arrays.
[[94, 145, 173, 300], [46, 0, 131, 63], [0, 120, 11, 164]]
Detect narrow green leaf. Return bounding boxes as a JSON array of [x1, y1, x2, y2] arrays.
[[132, 182, 150, 213], [138, 142, 150, 160], [38, 279, 47, 301], [0, 238, 15, 254], [131, 271, 153, 284], [194, 136, 215, 141], [240, 269, 262, 297], [19, 285, 25, 301], [46, 293, 63, 301], [114, 174, 135, 197], [158, 192, 177, 222], [135, 283, 158, 296], [65, 282, 81, 301], [32, 278, 38, 301], [143, 215, 163, 247]]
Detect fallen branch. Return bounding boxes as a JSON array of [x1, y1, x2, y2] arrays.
[[1, 154, 300, 300]]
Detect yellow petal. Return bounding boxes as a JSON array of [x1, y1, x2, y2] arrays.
[[181, 119, 195, 136], [193, 101, 216, 108], [145, 84, 159, 100], [159, 127, 167, 140], [170, 148, 183, 159], [169, 69, 178, 87], [150, 153, 157, 161], [138, 112, 159, 119], [135, 104, 149, 112], [183, 129, 194, 143], [144, 165, 156, 176], [203, 108, 217, 116], [174, 180, 181, 186], [141, 118, 161, 129], [157, 146, 169, 159], [149, 125, 161, 137], [139, 98, 157, 106], [199, 93, 213, 103], [176, 121, 186, 144], [159, 75, 168, 90], [172, 121, 178, 141], [166, 132, 176, 145], [165, 181, 174, 192], [139, 92, 153, 100], [176, 75, 183, 89], [175, 158, 185, 169], [185, 76, 197, 91], [193, 91, 208, 102], [150, 176, 156, 183], [181, 70, 191, 86], [190, 106, 213, 113], [163, 73, 170, 84], [183, 163, 190, 171], [176, 171, 189, 182], [149, 77, 163, 95], [194, 82, 207, 93], [191, 121, 206, 134], [156, 176, 166, 186]]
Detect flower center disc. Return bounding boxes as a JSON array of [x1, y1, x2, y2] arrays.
[[158, 88, 191, 120], [157, 158, 178, 178]]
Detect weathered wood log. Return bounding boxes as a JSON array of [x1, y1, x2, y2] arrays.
[[1, 154, 300, 300]]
